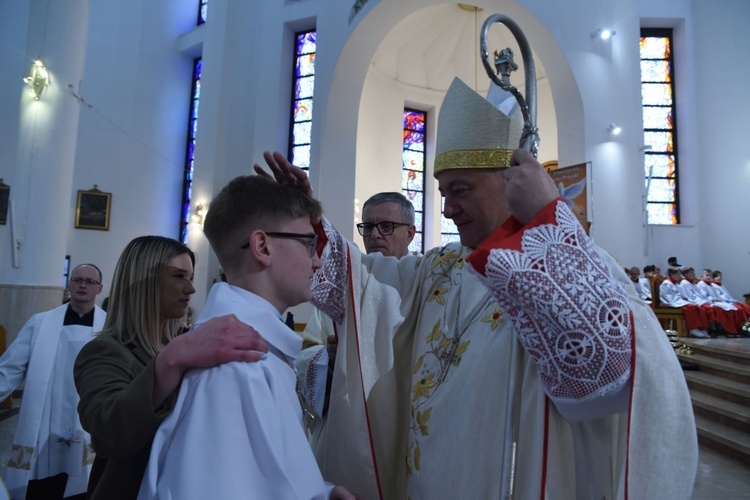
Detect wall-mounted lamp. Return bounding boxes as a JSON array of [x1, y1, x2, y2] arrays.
[[592, 28, 616, 40], [608, 123, 622, 136], [23, 59, 50, 100], [192, 202, 207, 226]]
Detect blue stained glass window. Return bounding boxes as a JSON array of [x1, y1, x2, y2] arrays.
[[293, 122, 312, 145], [289, 30, 316, 172], [197, 0, 208, 25], [402, 170, 424, 193], [404, 110, 425, 133], [180, 58, 202, 243], [640, 28, 678, 224], [295, 77, 315, 99], [296, 56, 316, 77], [297, 32, 316, 55], [402, 108, 425, 253], [294, 99, 313, 122], [403, 132, 425, 152], [402, 150, 424, 170]]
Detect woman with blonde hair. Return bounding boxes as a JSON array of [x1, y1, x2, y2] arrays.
[[74, 235, 267, 499]]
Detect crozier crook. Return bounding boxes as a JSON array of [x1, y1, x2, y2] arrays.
[[480, 14, 539, 158]]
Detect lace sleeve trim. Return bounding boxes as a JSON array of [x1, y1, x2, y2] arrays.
[[311, 218, 348, 325], [478, 201, 632, 402]]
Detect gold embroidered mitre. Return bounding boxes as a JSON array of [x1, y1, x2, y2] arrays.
[[434, 77, 523, 177]]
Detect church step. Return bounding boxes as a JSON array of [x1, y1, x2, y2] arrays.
[[694, 414, 750, 465], [691, 392, 750, 433], [681, 338, 750, 364], [676, 352, 750, 383], [684, 371, 750, 406]]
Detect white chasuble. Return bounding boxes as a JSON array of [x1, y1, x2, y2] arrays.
[[313, 200, 697, 500]]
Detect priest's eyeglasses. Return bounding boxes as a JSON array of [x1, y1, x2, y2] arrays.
[[241, 232, 318, 258], [70, 277, 101, 286], [356, 221, 411, 237]]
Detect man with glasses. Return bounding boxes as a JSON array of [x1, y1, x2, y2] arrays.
[[0, 264, 105, 499], [257, 76, 696, 499], [358, 192, 416, 259]]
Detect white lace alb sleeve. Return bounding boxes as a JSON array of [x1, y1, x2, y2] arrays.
[[311, 218, 348, 324], [477, 201, 632, 404]]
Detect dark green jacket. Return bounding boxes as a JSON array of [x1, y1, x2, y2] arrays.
[[74, 331, 176, 500]]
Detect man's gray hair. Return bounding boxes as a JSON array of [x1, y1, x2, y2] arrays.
[[363, 192, 415, 224]]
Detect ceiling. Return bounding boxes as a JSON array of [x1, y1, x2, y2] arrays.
[[370, 3, 547, 94]]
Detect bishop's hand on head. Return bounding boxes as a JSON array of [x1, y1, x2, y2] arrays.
[[253, 151, 314, 197], [253, 151, 320, 226]]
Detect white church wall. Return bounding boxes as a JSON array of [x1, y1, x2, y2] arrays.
[[3, 1, 90, 288], [692, 0, 750, 300], [0, 2, 30, 274], [66, 0, 197, 295], [355, 70, 404, 250]]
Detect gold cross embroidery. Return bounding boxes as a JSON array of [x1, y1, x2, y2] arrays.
[[7, 444, 34, 471]]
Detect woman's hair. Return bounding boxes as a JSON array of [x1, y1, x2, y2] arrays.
[[102, 235, 195, 356]]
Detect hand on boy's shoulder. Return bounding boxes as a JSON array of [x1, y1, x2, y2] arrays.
[[177, 314, 269, 369]]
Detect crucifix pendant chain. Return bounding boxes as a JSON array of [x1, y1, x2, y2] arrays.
[[437, 283, 493, 383], [271, 345, 320, 437]]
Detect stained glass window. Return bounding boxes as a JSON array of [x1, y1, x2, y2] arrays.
[[640, 28, 678, 224], [289, 30, 316, 171], [180, 58, 201, 244], [440, 199, 460, 245], [197, 0, 207, 25], [402, 109, 425, 253]]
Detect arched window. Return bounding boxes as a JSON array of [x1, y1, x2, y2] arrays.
[[197, 0, 207, 25], [289, 30, 316, 172], [402, 108, 425, 253], [179, 58, 201, 244], [640, 28, 679, 224]]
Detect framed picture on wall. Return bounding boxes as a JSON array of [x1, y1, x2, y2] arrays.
[[0, 180, 8, 225], [75, 186, 111, 231]]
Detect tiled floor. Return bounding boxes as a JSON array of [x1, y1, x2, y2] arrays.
[[692, 446, 750, 498], [0, 400, 747, 498]]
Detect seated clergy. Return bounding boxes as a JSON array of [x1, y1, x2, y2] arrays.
[[659, 267, 710, 338], [679, 267, 739, 335], [628, 266, 651, 303]]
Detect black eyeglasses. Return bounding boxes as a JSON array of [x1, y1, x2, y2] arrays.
[[356, 221, 411, 237], [70, 277, 101, 286], [241, 232, 319, 258]]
